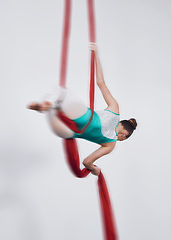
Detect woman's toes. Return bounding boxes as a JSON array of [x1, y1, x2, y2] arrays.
[[28, 103, 41, 111]]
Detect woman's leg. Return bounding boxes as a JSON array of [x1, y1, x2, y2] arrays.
[[44, 86, 88, 119], [60, 88, 88, 119], [47, 87, 88, 138], [28, 86, 88, 138], [46, 108, 74, 139]]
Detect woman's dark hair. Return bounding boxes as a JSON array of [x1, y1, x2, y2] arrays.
[[120, 118, 137, 139]]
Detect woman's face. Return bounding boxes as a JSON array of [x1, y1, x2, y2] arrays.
[[117, 129, 129, 141]]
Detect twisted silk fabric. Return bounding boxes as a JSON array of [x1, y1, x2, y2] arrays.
[[58, 1, 118, 239]]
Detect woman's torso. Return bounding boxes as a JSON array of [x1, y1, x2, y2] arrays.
[[71, 108, 120, 145]]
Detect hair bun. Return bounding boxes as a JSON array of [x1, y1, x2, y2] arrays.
[[128, 118, 137, 130]]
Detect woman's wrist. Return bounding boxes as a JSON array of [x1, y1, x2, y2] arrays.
[[83, 160, 95, 171], [86, 164, 96, 171], [90, 42, 98, 55]]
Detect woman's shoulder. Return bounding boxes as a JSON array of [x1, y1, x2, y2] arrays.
[[105, 107, 120, 115], [95, 108, 120, 122]]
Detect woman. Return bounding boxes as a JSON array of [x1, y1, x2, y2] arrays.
[[28, 43, 137, 176]]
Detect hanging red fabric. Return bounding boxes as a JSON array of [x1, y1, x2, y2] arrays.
[[58, 0, 118, 239]]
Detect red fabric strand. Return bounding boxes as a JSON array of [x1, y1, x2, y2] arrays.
[[58, 0, 118, 239], [98, 174, 118, 240], [63, 139, 90, 178], [89, 51, 95, 111], [58, 111, 80, 133], [87, 0, 96, 42]]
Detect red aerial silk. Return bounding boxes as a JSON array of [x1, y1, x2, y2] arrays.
[[58, 1, 118, 239]]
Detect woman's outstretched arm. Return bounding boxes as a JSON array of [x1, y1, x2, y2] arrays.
[[90, 43, 119, 114]]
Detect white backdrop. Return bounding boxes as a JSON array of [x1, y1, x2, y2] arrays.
[[0, 0, 171, 239]]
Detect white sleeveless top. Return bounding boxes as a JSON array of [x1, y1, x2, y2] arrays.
[[96, 109, 120, 140]]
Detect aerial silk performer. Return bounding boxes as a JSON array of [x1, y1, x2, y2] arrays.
[[28, 0, 137, 239]]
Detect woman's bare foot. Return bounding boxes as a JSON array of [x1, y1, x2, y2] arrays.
[[28, 101, 52, 112]]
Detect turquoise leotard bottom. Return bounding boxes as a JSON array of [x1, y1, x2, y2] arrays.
[[71, 108, 116, 144]]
